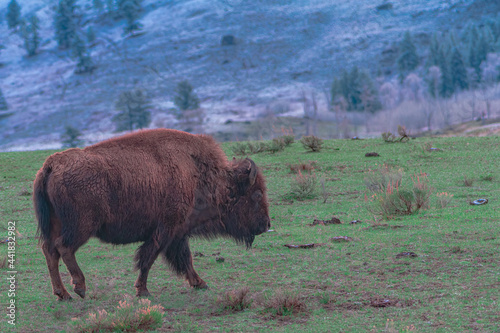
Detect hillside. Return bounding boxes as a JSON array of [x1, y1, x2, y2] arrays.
[[0, 0, 499, 150]]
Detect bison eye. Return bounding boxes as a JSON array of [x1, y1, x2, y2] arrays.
[[252, 191, 263, 202]]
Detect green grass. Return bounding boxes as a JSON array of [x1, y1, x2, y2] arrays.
[[1, 136, 499, 332]]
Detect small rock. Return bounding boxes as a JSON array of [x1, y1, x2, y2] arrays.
[[365, 152, 380, 157], [330, 236, 354, 242], [395, 252, 418, 259]]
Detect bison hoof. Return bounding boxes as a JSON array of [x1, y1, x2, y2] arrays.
[[56, 293, 73, 301], [74, 288, 86, 299], [136, 289, 151, 297], [193, 282, 208, 289]]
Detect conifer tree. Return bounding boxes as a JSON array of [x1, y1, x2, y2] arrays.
[[7, 0, 21, 29], [427, 33, 441, 68], [427, 66, 441, 99], [72, 33, 95, 74], [174, 80, 200, 112], [450, 47, 468, 91], [438, 49, 453, 98], [113, 89, 152, 132], [61, 126, 84, 148], [54, 0, 78, 49], [92, 0, 104, 13], [331, 67, 379, 112], [397, 31, 419, 81], [21, 15, 40, 56], [117, 0, 142, 34], [0, 88, 8, 110]]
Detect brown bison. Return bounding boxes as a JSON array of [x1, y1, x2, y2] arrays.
[[33, 129, 270, 300]]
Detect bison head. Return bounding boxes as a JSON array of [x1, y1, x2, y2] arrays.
[[227, 158, 270, 247]]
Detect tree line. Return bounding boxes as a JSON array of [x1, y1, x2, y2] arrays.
[[330, 20, 500, 113]]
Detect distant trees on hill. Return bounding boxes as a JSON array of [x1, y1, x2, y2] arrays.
[[331, 66, 381, 112], [332, 20, 500, 115]]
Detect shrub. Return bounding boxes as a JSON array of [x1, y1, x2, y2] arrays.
[[436, 192, 454, 209], [281, 135, 295, 146], [289, 170, 317, 200], [216, 287, 252, 312], [247, 141, 267, 154], [71, 295, 164, 332], [364, 164, 403, 193], [463, 175, 474, 187], [231, 142, 248, 156], [267, 137, 286, 153], [382, 125, 410, 143], [479, 174, 494, 182], [365, 171, 431, 219], [300, 135, 323, 152], [286, 160, 318, 174], [264, 288, 306, 316]]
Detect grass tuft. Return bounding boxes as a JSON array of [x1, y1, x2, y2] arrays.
[[216, 287, 252, 312], [71, 295, 164, 333], [263, 288, 307, 316]]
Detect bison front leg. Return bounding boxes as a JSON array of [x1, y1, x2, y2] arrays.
[[163, 236, 207, 289], [134, 239, 162, 297]]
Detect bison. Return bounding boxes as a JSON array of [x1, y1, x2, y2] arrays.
[[33, 129, 270, 300]]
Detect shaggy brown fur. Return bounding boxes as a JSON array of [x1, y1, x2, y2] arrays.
[[33, 129, 270, 300]]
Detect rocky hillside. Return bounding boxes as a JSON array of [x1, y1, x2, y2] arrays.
[[0, 0, 499, 150]]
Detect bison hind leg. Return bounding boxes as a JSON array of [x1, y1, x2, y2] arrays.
[[54, 237, 87, 299], [134, 239, 164, 297], [162, 236, 207, 289], [42, 240, 73, 301]]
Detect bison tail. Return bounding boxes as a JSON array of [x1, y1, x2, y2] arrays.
[[34, 166, 53, 244]]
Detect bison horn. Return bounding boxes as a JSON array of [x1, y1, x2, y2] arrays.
[[246, 158, 257, 186]]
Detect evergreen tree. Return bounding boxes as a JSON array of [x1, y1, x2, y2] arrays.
[[174, 80, 200, 112], [0, 88, 8, 110], [113, 89, 152, 132], [438, 49, 453, 98], [54, 0, 78, 49], [92, 0, 104, 13], [21, 15, 40, 56], [61, 126, 84, 148], [331, 67, 379, 112], [426, 66, 441, 99], [6, 0, 21, 29], [117, 0, 143, 34], [427, 33, 441, 68], [72, 33, 95, 74], [397, 31, 419, 81], [450, 47, 468, 91], [87, 26, 96, 44]]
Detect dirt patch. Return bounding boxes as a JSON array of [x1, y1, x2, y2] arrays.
[[395, 252, 418, 259], [362, 223, 405, 230], [283, 243, 325, 249], [310, 217, 342, 226]]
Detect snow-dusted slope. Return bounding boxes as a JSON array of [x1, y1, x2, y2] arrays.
[[0, 0, 498, 150]]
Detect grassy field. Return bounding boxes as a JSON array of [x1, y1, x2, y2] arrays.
[[1, 136, 499, 332]]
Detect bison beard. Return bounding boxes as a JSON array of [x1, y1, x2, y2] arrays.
[[33, 129, 270, 300]]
